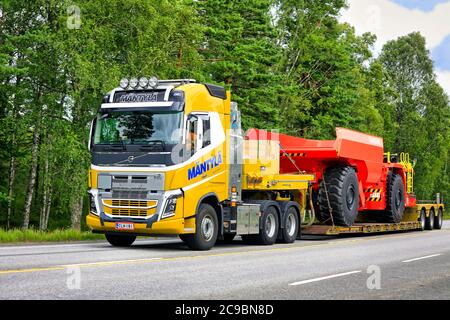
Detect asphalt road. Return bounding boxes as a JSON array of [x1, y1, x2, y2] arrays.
[[0, 221, 449, 300]]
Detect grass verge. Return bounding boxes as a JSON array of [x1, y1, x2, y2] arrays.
[[0, 228, 104, 243]]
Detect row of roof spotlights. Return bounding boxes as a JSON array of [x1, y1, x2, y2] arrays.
[[119, 76, 159, 89]]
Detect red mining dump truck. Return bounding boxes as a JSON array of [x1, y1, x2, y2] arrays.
[[250, 127, 445, 235]]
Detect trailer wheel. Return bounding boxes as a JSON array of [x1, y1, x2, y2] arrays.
[[184, 203, 218, 250], [318, 167, 359, 227], [280, 206, 299, 243], [434, 208, 444, 230], [105, 234, 136, 247], [384, 173, 405, 223], [418, 209, 426, 231], [425, 208, 435, 230]]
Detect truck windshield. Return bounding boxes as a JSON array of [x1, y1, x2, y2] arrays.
[[93, 110, 183, 147]]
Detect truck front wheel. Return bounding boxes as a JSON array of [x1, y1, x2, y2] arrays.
[[184, 203, 218, 250], [105, 234, 136, 247]]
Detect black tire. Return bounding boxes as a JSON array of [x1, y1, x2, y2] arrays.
[[384, 173, 405, 223], [105, 234, 136, 247], [418, 209, 426, 231], [425, 209, 435, 230], [318, 167, 359, 227], [434, 208, 444, 230], [184, 203, 218, 250], [254, 206, 279, 245], [280, 206, 299, 243]]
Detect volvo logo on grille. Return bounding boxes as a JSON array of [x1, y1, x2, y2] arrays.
[[127, 156, 135, 163]]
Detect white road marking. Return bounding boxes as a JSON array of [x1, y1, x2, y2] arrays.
[[289, 270, 362, 286], [402, 254, 442, 263]]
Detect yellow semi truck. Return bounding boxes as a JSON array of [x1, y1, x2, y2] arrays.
[[86, 77, 445, 250]]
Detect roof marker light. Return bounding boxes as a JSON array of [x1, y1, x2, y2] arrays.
[[119, 78, 129, 89], [149, 76, 159, 88], [129, 78, 139, 89], [139, 77, 149, 88]]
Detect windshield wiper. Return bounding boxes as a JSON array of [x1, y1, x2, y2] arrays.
[[139, 140, 166, 152], [104, 140, 126, 151]]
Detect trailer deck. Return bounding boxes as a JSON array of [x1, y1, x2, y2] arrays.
[[302, 221, 421, 235]]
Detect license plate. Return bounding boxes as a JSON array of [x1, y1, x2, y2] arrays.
[[115, 223, 134, 230]]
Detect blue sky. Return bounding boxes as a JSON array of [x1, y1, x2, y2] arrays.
[[433, 35, 450, 71], [391, 0, 449, 12], [392, 0, 450, 73]]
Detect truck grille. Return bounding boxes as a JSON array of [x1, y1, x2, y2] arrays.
[[111, 199, 149, 207], [111, 208, 149, 217], [102, 199, 158, 218]]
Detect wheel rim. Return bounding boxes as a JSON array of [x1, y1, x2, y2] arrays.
[[201, 215, 214, 242], [430, 211, 435, 226], [265, 213, 276, 238], [346, 185, 356, 210], [286, 211, 297, 237]]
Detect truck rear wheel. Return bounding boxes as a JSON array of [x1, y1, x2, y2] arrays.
[[105, 234, 136, 247], [434, 208, 443, 230], [184, 203, 218, 251], [280, 206, 299, 243], [247, 205, 279, 245], [384, 173, 405, 223], [425, 209, 435, 230], [318, 167, 359, 227]]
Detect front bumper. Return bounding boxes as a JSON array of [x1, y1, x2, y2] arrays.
[[86, 213, 192, 235]]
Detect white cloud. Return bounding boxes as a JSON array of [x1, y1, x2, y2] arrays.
[[340, 0, 450, 52], [436, 70, 450, 98], [340, 0, 450, 96]]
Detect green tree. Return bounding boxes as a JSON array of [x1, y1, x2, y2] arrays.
[[378, 32, 450, 199]]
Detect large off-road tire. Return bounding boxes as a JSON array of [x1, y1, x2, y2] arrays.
[[434, 208, 444, 230], [318, 167, 359, 227], [105, 234, 136, 247], [184, 203, 218, 251], [384, 173, 405, 223], [425, 208, 435, 230], [280, 205, 300, 243]]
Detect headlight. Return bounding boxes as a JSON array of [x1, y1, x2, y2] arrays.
[[161, 196, 179, 219], [89, 194, 98, 215]]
